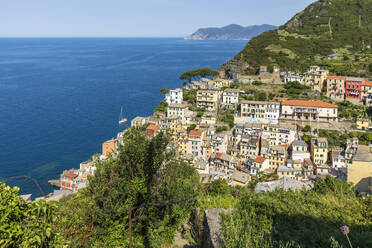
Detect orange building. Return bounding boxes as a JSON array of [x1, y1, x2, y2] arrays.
[[146, 124, 158, 137], [102, 139, 116, 156], [326, 76, 345, 100], [60, 171, 78, 191]]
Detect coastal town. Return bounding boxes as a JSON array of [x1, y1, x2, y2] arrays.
[[44, 64, 372, 201]]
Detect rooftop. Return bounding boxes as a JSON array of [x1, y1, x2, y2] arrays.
[[255, 177, 311, 193], [147, 124, 158, 131], [327, 75, 345, 80], [254, 156, 266, 163], [231, 171, 250, 184], [292, 140, 308, 147], [189, 130, 202, 136], [282, 100, 338, 109], [168, 103, 188, 108], [353, 145, 372, 162], [345, 77, 364, 82]]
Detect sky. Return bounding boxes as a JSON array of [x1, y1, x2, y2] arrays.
[[0, 0, 315, 37]]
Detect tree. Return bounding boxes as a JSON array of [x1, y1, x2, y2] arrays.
[[187, 124, 197, 132], [160, 88, 170, 94], [155, 100, 168, 112], [302, 125, 311, 132], [252, 81, 263, 86], [57, 127, 200, 247], [0, 183, 65, 247], [180, 68, 219, 83]]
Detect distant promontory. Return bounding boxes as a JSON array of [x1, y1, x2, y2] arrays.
[[184, 24, 277, 40]]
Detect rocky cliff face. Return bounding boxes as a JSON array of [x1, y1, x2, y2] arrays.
[[185, 24, 277, 40]]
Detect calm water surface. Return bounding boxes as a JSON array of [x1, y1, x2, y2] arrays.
[[0, 38, 246, 196]]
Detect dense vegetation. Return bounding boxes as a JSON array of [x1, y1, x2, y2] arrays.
[[53, 127, 201, 247], [155, 100, 168, 113], [220, 177, 372, 248], [179, 68, 219, 83], [221, 0, 372, 76], [0, 183, 65, 247]]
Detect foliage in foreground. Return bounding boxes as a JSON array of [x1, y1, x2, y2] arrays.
[[0, 183, 66, 248], [220, 176, 372, 248], [53, 127, 201, 248]]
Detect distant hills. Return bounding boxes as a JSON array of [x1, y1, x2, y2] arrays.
[[219, 0, 372, 78], [184, 24, 278, 40]]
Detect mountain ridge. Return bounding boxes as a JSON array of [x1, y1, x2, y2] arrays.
[[185, 24, 277, 40]]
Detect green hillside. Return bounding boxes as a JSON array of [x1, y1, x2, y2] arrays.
[[220, 0, 372, 77]]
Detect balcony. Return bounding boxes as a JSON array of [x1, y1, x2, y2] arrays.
[[294, 108, 318, 113]]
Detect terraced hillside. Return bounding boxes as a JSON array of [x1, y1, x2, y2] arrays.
[[220, 0, 372, 78]]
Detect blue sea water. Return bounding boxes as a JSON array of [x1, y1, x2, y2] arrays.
[[0, 38, 246, 197]]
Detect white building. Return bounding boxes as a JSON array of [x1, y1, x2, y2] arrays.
[[167, 102, 188, 123], [165, 88, 183, 104], [236, 101, 280, 124], [281, 100, 338, 122], [281, 72, 304, 84], [261, 123, 297, 146], [291, 140, 310, 162], [222, 89, 239, 106]]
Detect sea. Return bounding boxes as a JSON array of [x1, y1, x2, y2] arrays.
[[0, 38, 246, 197]]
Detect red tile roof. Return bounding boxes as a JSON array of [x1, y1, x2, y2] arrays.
[[362, 81, 372, 87], [65, 171, 78, 178], [282, 100, 338, 109], [327, 76, 345, 80], [254, 156, 266, 163], [189, 130, 202, 136], [216, 152, 223, 159], [147, 124, 158, 131]]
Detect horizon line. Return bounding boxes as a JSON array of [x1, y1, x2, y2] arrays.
[[0, 36, 186, 39]]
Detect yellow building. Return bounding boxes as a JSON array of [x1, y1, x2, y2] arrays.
[[347, 145, 372, 193], [311, 138, 328, 165], [356, 119, 370, 130], [303, 66, 329, 92], [211, 79, 232, 89], [102, 139, 116, 156], [196, 89, 220, 111], [268, 145, 287, 170]]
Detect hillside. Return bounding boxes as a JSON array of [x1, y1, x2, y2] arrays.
[[220, 0, 372, 78], [184, 24, 277, 40]]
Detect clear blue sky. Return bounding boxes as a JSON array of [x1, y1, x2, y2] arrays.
[[1, 0, 315, 37]]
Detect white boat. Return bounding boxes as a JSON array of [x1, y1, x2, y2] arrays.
[[118, 106, 127, 125]]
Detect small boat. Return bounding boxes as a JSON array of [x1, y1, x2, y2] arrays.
[[119, 106, 127, 125]]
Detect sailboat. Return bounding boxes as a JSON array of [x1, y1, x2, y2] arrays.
[[118, 106, 127, 125]]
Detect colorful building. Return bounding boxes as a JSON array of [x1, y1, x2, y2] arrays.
[[196, 89, 220, 112], [60, 170, 78, 191], [361, 81, 372, 106], [347, 145, 372, 194], [303, 66, 329, 92], [281, 100, 338, 122], [237, 101, 280, 124], [310, 138, 328, 166], [326, 76, 345, 100], [268, 145, 287, 170], [222, 88, 240, 107], [165, 88, 183, 104], [102, 139, 116, 157], [345, 77, 364, 104], [146, 124, 158, 137]]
